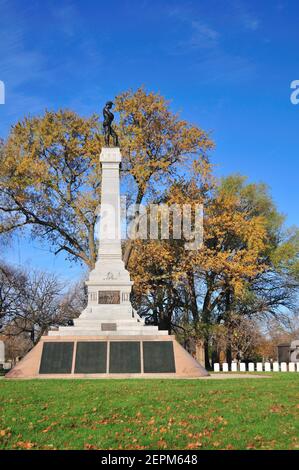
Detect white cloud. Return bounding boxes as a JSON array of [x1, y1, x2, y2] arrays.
[[232, 0, 261, 32], [164, 4, 255, 83], [50, 1, 78, 38], [188, 21, 220, 49]]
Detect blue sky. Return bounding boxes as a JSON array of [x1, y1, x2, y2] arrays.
[[0, 0, 298, 280]]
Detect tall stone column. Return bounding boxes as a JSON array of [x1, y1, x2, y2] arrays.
[[85, 147, 133, 316], [97, 147, 122, 263]]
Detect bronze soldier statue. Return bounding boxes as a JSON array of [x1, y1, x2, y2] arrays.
[[103, 101, 119, 147]]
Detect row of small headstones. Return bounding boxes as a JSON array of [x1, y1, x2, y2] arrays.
[[214, 362, 299, 372]]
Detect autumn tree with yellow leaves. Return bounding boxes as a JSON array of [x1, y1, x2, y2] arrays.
[[0, 111, 102, 266], [128, 175, 299, 367]]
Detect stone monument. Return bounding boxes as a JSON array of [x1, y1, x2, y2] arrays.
[[0, 341, 5, 364], [7, 103, 208, 379], [290, 340, 299, 363]]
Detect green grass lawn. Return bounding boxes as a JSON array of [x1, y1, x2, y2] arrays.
[[0, 374, 298, 450]]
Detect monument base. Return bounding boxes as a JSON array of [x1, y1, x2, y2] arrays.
[[6, 335, 209, 379]]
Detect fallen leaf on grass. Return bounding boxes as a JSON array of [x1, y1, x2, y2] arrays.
[[124, 444, 147, 450], [0, 429, 12, 439], [96, 419, 110, 425], [270, 405, 284, 413], [84, 443, 97, 450], [178, 420, 189, 428], [16, 441, 35, 449], [203, 429, 213, 438], [159, 427, 168, 434], [246, 443, 256, 449], [187, 442, 202, 449], [212, 441, 221, 448], [157, 439, 167, 449], [42, 426, 53, 433]]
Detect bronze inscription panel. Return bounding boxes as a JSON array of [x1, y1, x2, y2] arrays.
[[98, 291, 120, 304]]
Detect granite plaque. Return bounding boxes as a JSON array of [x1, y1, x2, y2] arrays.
[[75, 342, 107, 374], [98, 291, 120, 304], [39, 342, 74, 374], [101, 323, 117, 331], [143, 341, 176, 373], [109, 342, 141, 373]]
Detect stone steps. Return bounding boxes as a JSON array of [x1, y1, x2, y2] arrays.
[[81, 306, 132, 312], [77, 314, 138, 321], [48, 327, 168, 336], [73, 320, 144, 327], [54, 325, 160, 333]]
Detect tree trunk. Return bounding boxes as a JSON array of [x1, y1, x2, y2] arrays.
[[195, 340, 205, 367], [204, 339, 210, 370], [88, 223, 96, 268], [187, 271, 199, 322], [30, 329, 35, 344], [226, 344, 232, 365], [201, 278, 215, 370], [224, 286, 233, 365]]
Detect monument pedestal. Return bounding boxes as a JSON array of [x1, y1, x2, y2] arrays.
[[6, 147, 208, 379], [6, 334, 208, 378]]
